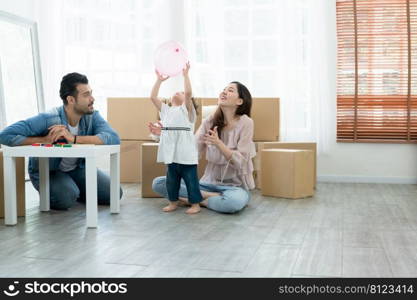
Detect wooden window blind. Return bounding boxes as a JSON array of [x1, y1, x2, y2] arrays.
[[337, 0, 417, 143]]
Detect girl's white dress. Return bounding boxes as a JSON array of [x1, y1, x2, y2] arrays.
[[157, 102, 198, 165]]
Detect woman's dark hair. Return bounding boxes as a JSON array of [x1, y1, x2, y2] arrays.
[[211, 81, 252, 138], [59, 72, 88, 105]]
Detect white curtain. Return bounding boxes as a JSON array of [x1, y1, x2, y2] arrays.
[[185, 0, 335, 154], [34, 0, 173, 117], [305, 0, 335, 154], [277, 0, 334, 154], [33, 0, 335, 154]]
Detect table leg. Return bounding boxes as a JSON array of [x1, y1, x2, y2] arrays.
[[86, 157, 97, 228], [4, 156, 17, 225], [39, 157, 50, 211], [110, 152, 120, 214]]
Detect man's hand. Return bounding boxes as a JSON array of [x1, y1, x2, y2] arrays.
[[47, 125, 75, 143]]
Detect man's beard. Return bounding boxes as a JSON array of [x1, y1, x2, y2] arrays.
[[74, 104, 93, 115]]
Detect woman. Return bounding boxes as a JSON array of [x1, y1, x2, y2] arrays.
[[150, 81, 255, 213]]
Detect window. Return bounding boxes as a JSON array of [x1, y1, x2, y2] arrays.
[[337, 0, 417, 142], [0, 11, 44, 129], [185, 0, 315, 138], [185, 0, 305, 98], [60, 0, 164, 117]]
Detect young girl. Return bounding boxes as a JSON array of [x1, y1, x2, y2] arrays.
[[149, 63, 203, 214]]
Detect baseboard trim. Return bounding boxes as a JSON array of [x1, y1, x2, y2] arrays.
[[317, 175, 417, 184]]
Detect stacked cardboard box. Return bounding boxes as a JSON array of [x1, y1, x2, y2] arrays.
[[107, 98, 158, 141], [261, 149, 314, 199], [0, 150, 26, 218], [107, 98, 158, 183], [119, 140, 147, 182], [140, 143, 165, 197], [253, 142, 317, 190]]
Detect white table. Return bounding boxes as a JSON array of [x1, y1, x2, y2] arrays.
[[2, 145, 120, 228]]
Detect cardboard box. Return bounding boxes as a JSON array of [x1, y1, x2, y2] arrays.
[[261, 149, 314, 199], [141, 143, 208, 198], [254, 142, 317, 189], [200, 98, 279, 141], [107, 97, 278, 140], [107, 98, 202, 142], [0, 150, 26, 218], [120, 140, 149, 183], [107, 98, 159, 140], [141, 143, 165, 198]]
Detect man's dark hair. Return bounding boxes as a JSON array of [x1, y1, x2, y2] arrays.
[[59, 72, 88, 105]]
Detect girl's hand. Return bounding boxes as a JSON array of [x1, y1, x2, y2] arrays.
[[148, 121, 162, 136], [155, 70, 169, 82], [204, 126, 221, 146], [182, 62, 190, 76]]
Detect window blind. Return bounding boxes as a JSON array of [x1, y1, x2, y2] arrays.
[[337, 0, 417, 143]]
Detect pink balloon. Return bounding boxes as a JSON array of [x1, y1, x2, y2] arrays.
[[154, 41, 188, 77]]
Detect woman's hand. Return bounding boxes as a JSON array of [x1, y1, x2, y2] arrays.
[[155, 70, 169, 82], [148, 121, 162, 136], [204, 126, 221, 146], [182, 62, 190, 77]]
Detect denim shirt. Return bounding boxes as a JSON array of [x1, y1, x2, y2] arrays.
[[0, 106, 120, 183]]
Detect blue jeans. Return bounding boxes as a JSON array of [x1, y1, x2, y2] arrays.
[[166, 163, 202, 204], [152, 176, 250, 214], [30, 167, 123, 210]]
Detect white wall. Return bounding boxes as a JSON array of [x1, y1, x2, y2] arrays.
[[318, 143, 417, 184], [0, 0, 36, 20], [316, 0, 417, 184]]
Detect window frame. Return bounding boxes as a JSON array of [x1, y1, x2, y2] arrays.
[[0, 10, 45, 129]]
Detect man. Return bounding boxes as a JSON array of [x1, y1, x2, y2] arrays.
[[0, 72, 122, 210]]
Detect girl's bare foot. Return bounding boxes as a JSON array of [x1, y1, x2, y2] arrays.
[[179, 191, 220, 209], [162, 202, 178, 212], [186, 204, 201, 214]]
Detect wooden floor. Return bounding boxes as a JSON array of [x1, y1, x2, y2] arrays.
[[1, 182, 417, 278]]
